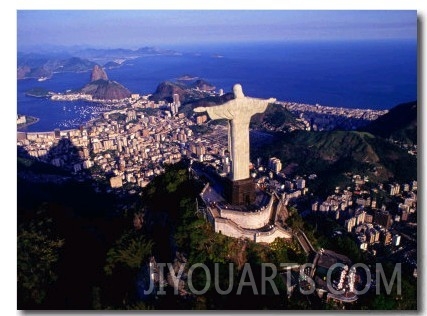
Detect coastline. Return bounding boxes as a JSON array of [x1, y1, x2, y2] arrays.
[[15, 97, 390, 135]]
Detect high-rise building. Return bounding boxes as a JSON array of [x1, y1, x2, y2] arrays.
[[91, 141, 103, 154], [126, 110, 137, 122], [170, 103, 179, 116], [296, 178, 306, 189], [222, 156, 231, 174], [374, 210, 392, 229], [173, 93, 180, 106], [364, 214, 373, 224], [381, 230, 392, 245], [119, 159, 126, 172], [345, 217, 356, 232], [367, 228, 379, 245], [268, 157, 282, 174], [142, 129, 150, 137], [110, 175, 123, 188], [54, 128, 61, 139], [392, 235, 401, 246], [17, 115, 27, 125], [82, 147, 90, 158], [82, 160, 93, 169], [103, 139, 114, 150], [311, 201, 319, 212], [178, 132, 187, 142], [388, 183, 400, 196], [196, 144, 206, 156], [196, 115, 208, 125], [355, 210, 366, 225]]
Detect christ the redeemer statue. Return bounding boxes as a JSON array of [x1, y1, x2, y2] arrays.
[[194, 84, 276, 181]]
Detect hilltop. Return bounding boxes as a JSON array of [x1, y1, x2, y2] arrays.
[[250, 100, 417, 194], [361, 101, 417, 145], [250, 103, 306, 132], [252, 129, 416, 196], [150, 79, 216, 104], [78, 65, 131, 100]]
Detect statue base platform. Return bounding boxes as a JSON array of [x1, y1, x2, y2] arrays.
[[223, 177, 256, 206]]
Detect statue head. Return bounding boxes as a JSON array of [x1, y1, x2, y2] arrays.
[[233, 84, 245, 99]]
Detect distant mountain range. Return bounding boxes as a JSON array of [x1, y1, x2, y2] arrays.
[[73, 46, 180, 61], [17, 47, 181, 80], [17, 55, 98, 79]]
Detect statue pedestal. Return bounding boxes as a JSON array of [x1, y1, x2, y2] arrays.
[[223, 177, 256, 206]]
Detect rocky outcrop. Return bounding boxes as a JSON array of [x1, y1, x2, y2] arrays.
[[150, 79, 216, 103], [192, 79, 216, 91], [90, 65, 108, 81], [80, 80, 131, 100], [150, 81, 188, 103], [78, 66, 131, 100]]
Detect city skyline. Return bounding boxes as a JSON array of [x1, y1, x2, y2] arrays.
[[17, 10, 417, 50]]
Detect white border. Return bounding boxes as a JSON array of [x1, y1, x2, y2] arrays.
[[4, 2, 425, 315]]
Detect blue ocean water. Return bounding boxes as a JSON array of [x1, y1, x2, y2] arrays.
[[17, 40, 417, 132]]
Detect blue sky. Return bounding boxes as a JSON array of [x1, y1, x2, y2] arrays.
[[17, 10, 417, 50]]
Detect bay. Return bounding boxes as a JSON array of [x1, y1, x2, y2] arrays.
[[17, 40, 417, 132]]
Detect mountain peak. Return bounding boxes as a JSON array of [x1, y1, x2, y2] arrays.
[[80, 65, 131, 100], [90, 65, 108, 82]]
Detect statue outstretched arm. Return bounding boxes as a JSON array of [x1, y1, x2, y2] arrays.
[[193, 104, 234, 120], [247, 97, 277, 115], [193, 106, 207, 113], [193, 93, 276, 120]]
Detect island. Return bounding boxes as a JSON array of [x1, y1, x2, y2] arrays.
[[25, 87, 52, 98], [177, 74, 199, 81]]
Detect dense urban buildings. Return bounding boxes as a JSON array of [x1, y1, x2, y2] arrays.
[[17, 87, 417, 309]]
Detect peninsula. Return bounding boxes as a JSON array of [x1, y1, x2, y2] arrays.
[[50, 65, 131, 102], [17, 114, 39, 130]]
